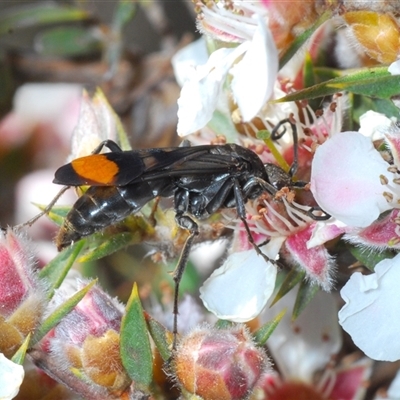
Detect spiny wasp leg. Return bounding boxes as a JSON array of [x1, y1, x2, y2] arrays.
[[172, 213, 199, 350], [90, 139, 123, 154], [233, 178, 276, 267], [307, 206, 331, 221]]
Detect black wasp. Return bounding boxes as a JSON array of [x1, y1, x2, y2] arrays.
[[50, 118, 328, 344]]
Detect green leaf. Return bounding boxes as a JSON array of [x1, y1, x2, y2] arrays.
[[120, 283, 153, 387], [0, 3, 90, 36], [39, 240, 85, 298], [31, 280, 96, 345], [253, 309, 286, 346], [279, 10, 332, 69], [112, 0, 137, 31], [92, 88, 132, 151], [270, 269, 305, 307], [353, 95, 400, 123], [33, 203, 70, 227], [145, 312, 172, 362], [292, 281, 319, 320], [303, 52, 316, 89], [78, 232, 136, 262], [35, 27, 101, 58], [275, 67, 400, 102], [346, 243, 396, 271], [11, 334, 31, 365]]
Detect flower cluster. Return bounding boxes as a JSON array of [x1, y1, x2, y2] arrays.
[[3, 0, 400, 399]]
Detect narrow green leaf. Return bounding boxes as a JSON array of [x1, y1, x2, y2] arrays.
[[112, 0, 137, 31], [303, 52, 315, 88], [11, 334, 31, 365], [35, 27, 101, 57], [346, 243, 395, 271], [257, 129, 290, 172], [0, 3, 90, 36], [270, 269, 305, 307], [279, 10, 332, 69], [39, 240, 85, 298], [120, 283, 153, 387], [292, 281, 319, 320], [145, 312, 172, 362], [92, 88, 132, 151], [33, 203, 70, 227], [275, 67, 400, 102], [253, 309, 286, 346], [78, 232, 136, 262], [353, 96, 400, 123], [31, 280, 96, 345]]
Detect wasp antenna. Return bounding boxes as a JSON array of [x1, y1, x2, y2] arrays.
[[15, 185, 70, 229]]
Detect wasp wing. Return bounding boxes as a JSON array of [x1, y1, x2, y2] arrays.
[[53, 145, 239, 187]]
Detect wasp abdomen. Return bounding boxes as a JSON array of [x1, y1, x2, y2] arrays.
[[56, 181, 172, 250]]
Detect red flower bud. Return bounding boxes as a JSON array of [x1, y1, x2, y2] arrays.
[[0, 229, 46, 357], [174, 325, 270, 400], [34, 277, 131, 398]]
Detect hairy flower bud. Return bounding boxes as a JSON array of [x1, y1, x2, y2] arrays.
[[0, 228, 46, 357], [33, 277, 131, 398], [174, 325, 270, 400]]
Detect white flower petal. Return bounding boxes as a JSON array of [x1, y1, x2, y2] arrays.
[[199, 249, 276, 322], [171, 38, 209, 87], [359, 110, 393, 140], [177, 45, 246, 136], [311, 132, 393, 227], [389, 60, 400, 75], [306, 219, 347, 248], [0, 354, 24, 399], [230, 17, 278, 122], [261, 290, 341, 382], [339, 254, 400, 361]]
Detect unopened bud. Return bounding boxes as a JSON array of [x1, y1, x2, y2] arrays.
[[35, 278, 130, 397], [0, 229, 46, 357], [174, 325, 270, 400]]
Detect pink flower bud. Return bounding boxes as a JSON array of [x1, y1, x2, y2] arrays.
[[174, 325, 270, 400], [34, 277, 131, 398], [0, 229, 46, 357]]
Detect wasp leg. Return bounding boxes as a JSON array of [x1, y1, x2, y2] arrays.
[[14, 185, 71, 229], [243, 176, 277, 196], [233, 178, 275, 266], [307, 206, 331, 221], [171, 190, 199, 349], [90, 139, 123, 154], [172, 213, 199, 349]]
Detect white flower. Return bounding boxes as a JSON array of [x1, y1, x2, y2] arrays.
[[199, 248, 277, 322], [358, 110, 395, 140], [175, 16, 278, 136], [339, 253, 400, 361], [311, 131, 396, 227], [388, 60, 400, 75], [261, 289, 342, 382], [0, 354, 24, 400]]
